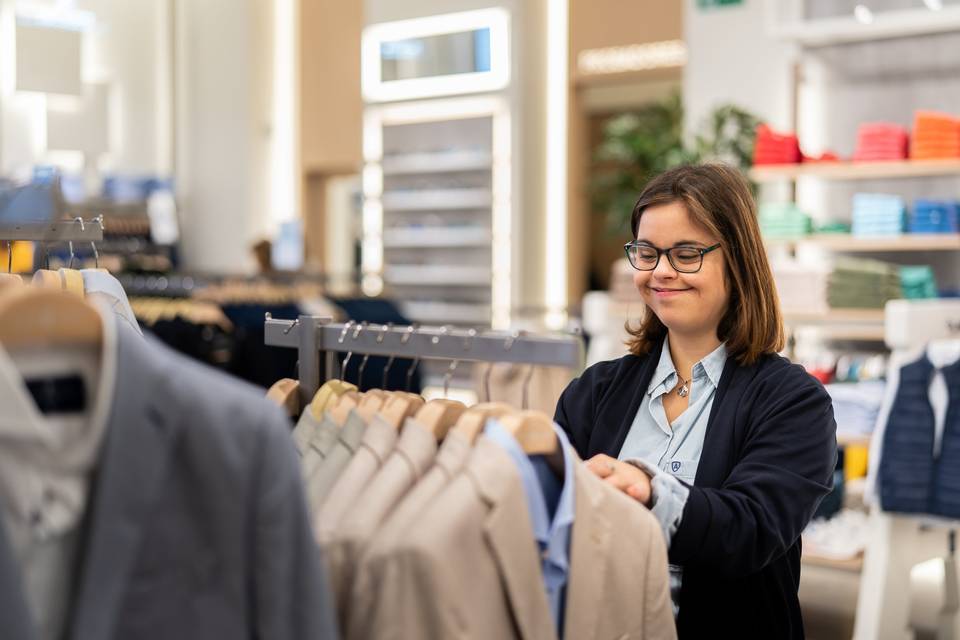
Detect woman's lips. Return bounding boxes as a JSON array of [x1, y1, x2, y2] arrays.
[[650, 287, 692, 298]]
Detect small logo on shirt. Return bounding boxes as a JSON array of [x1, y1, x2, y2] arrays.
[[671, 461, 682, 473]]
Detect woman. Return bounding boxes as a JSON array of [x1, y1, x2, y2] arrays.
[[555, 163, 837, 638]]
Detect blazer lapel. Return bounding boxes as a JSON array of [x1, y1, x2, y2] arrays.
[[69, 329, 182, 640], [0, 515, 38, 640], [472, 439, 555, 640], [562, 463, 611, 640]]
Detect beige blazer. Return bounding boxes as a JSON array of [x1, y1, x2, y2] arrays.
[[348, 436, 676, 640], [305, 410, 368, 513], [300, 412, 342, 477], [325, 417, 438, 622]]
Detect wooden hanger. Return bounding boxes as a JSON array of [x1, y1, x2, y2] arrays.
[[329, 390, 362, 426], [32, 269, 62, 290], [266, 378, 300, 418], [414, 399, 467, 441], [0, 286, 102, 349], [378, 393, 425, 430], [58, 268, 85, 298], [451, 401, 514, 443], [308, 380, 358, 416], [355, 392, 386, 424], [0, 273, 23, 291], [498, 410, 559, 456]]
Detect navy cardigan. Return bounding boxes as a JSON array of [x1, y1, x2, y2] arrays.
[[554, 339, 837, 639]]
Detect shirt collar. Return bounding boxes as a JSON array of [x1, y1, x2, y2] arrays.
[[648, 337, 728, 395], [483, 418, 575, 574]]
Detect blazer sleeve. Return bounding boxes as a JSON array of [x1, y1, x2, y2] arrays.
[[669, 365, 837, 578], [253, 402, 340, 640]]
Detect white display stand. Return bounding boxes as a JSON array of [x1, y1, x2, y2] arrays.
[[854, 299, 960, 640]]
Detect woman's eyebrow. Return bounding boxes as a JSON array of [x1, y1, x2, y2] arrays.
[[635, 238, 706, 246]]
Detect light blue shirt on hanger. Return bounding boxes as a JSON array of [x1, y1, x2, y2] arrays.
[[618, 338, 728, 616], [484, 418, 575, 638]]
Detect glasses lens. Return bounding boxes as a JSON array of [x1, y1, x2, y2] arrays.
[[670, 247, 703, 272], [628, 245, 659, 270]]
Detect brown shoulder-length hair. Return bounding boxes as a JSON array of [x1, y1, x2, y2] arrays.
[[626, 163, 784, 365]]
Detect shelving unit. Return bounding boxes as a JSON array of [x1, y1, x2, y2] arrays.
[[381, 188, 492, 211], [382, 150, 493, 175], [751, 159, 960, 183], [382, 227, 491, 248]]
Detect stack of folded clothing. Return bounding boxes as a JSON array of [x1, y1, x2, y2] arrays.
[[758, 202, 813, 238], [753, 124, 802, 165], [853, 123, 909, 162], [824, 381, 886, 439], [910, 199, 960, 233], [911, 111, 960, 159], [899, 265, 938, 299], [772, 260, 829, 315], [827, 257, 902, 309], [851, 193, 906, 237]]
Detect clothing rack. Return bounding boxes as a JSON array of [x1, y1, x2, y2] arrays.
[[0, 218, 104, 242], [264, 315, 585, 406]]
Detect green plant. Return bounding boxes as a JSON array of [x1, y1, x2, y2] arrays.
[[590, 92, 761, 235]]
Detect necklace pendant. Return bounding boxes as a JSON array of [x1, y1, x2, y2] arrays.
[[678, 383, 689, 398]]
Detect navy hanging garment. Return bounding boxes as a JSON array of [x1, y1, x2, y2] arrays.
[[933, 359, 960, 518], [879, 355, 937, 515]]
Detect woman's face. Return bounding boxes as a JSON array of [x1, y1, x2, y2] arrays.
[[633, 201, 730, 339]]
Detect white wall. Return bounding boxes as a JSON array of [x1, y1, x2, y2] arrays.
[[0, 0, 169, 177], [683, 0, 795, 134], [174, 0, 275, 273]]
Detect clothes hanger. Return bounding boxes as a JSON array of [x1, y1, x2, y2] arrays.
[[451, 401, 514, 443], [354, 392, 386, 424], [310, 379, 358, 415], [0, 286, 102, 349], [0, 241, 23, 291], [266, 378, 300, 418], [378, 393, 425, 430], [30, 241, 61, 290], [497, 410, 559, 456], [414, 399, 467, 441], [329, 390, 362, 426], [57, 227, 86, 298]]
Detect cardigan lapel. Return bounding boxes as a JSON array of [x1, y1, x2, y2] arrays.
[[561, 462, 612, 640], [68, 328, 183, 640], [600, 339, 664, 458]]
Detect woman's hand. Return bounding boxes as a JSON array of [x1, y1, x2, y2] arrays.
[[585, 454, 653, 507]]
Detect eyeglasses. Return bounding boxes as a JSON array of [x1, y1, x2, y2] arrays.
[[623, 241, 721, 273]]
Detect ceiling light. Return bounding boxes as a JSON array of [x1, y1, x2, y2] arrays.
[[854, 4, 874, 24], [924, 0, 943, 10]]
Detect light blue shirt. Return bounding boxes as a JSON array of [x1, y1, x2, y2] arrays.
[[484, 419, 575, 638], [618, 338, 728, 616]]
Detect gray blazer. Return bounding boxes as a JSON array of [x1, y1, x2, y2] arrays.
[[0, 324, 338, 640]]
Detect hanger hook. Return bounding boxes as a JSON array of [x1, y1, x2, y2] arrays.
[[403, 324, 420, 392], [68, 217, 84, 269], [463, 327, 477, 351], [377, 322, 392, 344], [282, 317, 300, 335], [6, 240, 11, 274], [351, 321, 368, 388], [503, 330, 520, 352], [380, 322, 397, 389], [443, 359, 459, 398], [90, 216, 101, 269], [338, 320, 356, 344], [521, 364, 536, 410], [483, 362, 494, 403], [431, 324, 450, 346]]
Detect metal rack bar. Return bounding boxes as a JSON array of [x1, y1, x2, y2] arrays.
[[0, 219, 104, 242], [264, 316, 585, 400]]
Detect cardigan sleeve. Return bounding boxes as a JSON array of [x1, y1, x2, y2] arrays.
[[553, 359, 619, 454], [668, 364, 837, 578]]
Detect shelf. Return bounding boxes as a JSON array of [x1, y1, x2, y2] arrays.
[[383, 227, 491, 249], [772, 6, 960, 47], [785, 309, 885, 324], [837, 433, 872, 448], [786, 309, 886, 342], [382, 150, 492, 175], [382, 188, 492, 211], [750, 159, 960, 182], [384, 264, 492, 286], [790, 233, 960, 252]]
